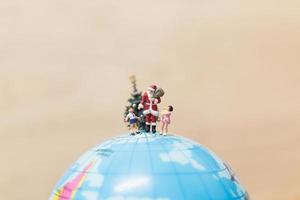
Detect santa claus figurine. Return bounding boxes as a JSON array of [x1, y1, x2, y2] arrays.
[[138, 84, 163, 133]]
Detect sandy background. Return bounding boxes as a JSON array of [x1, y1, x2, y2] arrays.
[[0, 0, 300, 199]]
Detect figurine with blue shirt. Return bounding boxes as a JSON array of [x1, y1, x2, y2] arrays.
[[124, 107, 140, 135]]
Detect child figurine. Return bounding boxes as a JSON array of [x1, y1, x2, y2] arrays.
[[124, 107, 139, 135], [160, 105, 173, 136]]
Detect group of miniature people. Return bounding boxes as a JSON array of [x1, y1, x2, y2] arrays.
[[125, 105, 173, 136], [124, 84, 173, 136]]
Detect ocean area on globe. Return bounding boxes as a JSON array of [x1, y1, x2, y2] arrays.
[[49, 132, 249, 200]]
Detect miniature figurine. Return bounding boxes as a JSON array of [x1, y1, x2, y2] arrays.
[[138, 84, 164, 133], [160, 105, 173, 136], [124, 107, 140, 135]]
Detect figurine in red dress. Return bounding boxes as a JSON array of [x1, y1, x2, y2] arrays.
[[160, 105, 174, 136]]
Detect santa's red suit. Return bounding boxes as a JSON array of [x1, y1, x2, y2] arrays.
[[139, 85, 161, 127]]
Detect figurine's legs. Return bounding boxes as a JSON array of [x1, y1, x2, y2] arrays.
[[150, 115, 157, 133], [150, 115, 157, 124], [145, 114, 151, 132], [133, 124, 138, 133], [160, 123, 168, 136], [152, 125, 156, 133], [135, 124, 140, 134], [161, 123, 165, 134], [130, 124, 135, 135]]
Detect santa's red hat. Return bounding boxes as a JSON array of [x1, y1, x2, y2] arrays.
[[148, 84, 157, 91]]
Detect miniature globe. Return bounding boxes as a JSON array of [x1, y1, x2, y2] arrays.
[[49, 133, 249, 200]]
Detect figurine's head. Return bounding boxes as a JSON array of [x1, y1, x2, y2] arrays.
[[128, 107, 134, 113], [147, 84, 157, 95], [168, 105, 174, 112]]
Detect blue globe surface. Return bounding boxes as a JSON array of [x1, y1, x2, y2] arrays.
[[49, 133, 249, 200]]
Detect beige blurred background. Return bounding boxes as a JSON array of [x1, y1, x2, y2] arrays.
[[0, 0, 300, 199]]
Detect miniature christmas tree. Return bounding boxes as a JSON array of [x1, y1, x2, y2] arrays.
[[124, 75, 145, 130]]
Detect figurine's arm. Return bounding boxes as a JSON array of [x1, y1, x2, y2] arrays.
[[138, 92, 146, 109], [124, 114, 129, 122], [154, 97, 161, 104], [157, 115, 161, 122], [157, 97, 161, 104]]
